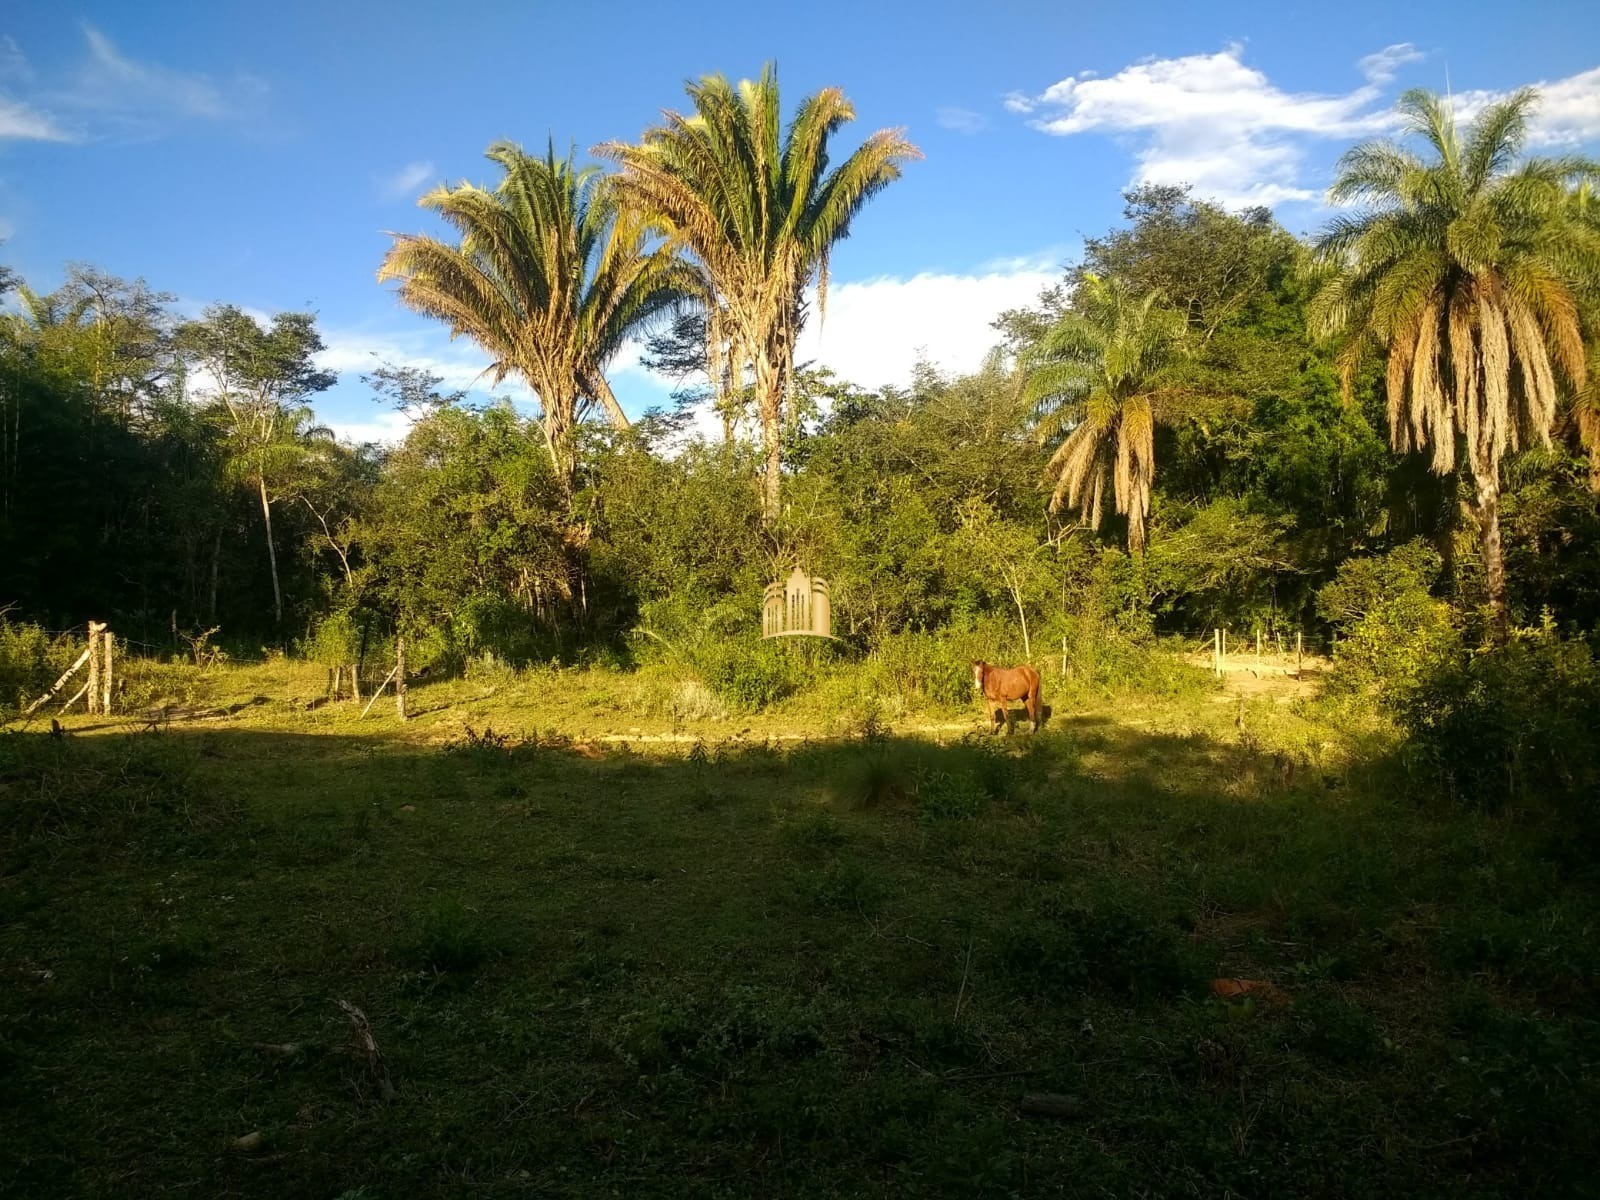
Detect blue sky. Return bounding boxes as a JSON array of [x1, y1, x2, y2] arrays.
[[2, 0, 1596, 441]]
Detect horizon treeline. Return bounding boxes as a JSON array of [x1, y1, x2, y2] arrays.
[[2, 77, 1599, 675]]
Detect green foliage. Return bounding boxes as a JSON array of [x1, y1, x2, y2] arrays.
[[828, 738, 1012, 821], [693, 637, 804, 712], [1321, 541, 1462, 700], [405, 897, 495, 974], [0, 620, 83, 714], [1395, 624, 1600, 821], [1291, 993, 1385, 1064], [304, 611, 363, 667]]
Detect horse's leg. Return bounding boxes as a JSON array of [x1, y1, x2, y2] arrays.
[[1029, 682, 1042, 732]]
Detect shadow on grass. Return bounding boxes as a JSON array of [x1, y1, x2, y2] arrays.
[[1, 721, 1597, 1198]]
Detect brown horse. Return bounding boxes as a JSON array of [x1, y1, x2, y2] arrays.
[[971, 660, 1043, 734]]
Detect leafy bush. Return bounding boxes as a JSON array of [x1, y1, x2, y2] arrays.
[[1320, 541, 1461, 701], [693, 638, 803, 712], [1291, 993, 1384, 1064], [862, 631, 973, 708], [0, 620, 84, 715], [1394, 624, 1600, 821], [456, 594, 556, 668], [827, 738, 1013, 819], [304, 611, 363, 667]]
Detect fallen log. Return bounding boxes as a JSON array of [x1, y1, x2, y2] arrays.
[[23, 647, 93, 716]]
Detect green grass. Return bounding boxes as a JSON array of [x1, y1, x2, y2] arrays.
[[1, 658, 1597, 1196]]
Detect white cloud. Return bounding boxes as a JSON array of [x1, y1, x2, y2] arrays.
[[935, 106, 987, 134], [379, 160, 435, 201], [323, 407, 414, 446], [0, 95, 71, 141], [1012, 45, 1600, 210], [1455, 66, 1600, 148], [73, 25, 234, 119], [797, 263, 1059, 389], [1358, 44, 1426, 85], [13, 24, 271, 139], [1011, 42, 1419, 207], [313, 325, 508, 397]]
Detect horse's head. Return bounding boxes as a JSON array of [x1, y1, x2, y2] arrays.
[[971, 660, 985, 693]]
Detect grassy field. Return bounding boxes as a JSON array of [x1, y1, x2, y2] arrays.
[[2, 657, 1597, 1197]]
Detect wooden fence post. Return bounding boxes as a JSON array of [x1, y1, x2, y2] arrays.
[[1296, 631, 1303, 681], [101, 631, 114, 714], [1213, 628, 1220, 677], [86, 621, 106, 716], [395, 636, 407, 721]]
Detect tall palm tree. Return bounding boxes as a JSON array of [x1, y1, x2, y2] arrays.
[[600, 64, 919, 522], [1022, 274, 1187, 556], [1310, 88, 1599, 640], [378, 142, 689, 500]]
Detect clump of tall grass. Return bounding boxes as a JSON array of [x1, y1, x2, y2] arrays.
[[829, 736, 1017, 820]]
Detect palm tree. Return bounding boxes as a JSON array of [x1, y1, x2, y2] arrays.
[[1022, 274, 1187, 556], [1310, 88, 1599, 640], [378, 142, 690, 500], [600, 64, 919, 522]]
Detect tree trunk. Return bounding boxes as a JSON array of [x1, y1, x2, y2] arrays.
[[208, 522, 223, 623], [755, 354, 783, 523], [1127, 507, 1147, 558], [257, 475, 283, 627], [1010, 578, 1032, 662], [1471, 452, 1509, 644]]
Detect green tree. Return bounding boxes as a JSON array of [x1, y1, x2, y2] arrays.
[[1311, 88, 1599, 639], [1022, 274, 1188, 556], [379, 142, 689, 501], [600, 64, 919, 522], [359, 402, 574, 646], [177, 305, 336, 627]]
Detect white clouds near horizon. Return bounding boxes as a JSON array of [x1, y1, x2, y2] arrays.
[[799, 263, 1058, 389], [313, 258, 1061, 445], [1008, 44, 1600, 209]]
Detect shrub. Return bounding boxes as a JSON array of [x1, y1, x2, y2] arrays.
[[693, 638, 803, 712], [1320, 541, 1461, 701], [1394, 623, 1600, 822], [0, 620, 84, 715], [305, 611, 363, 667], [862, 631, 973, 708], [456, 594, 557, 669]]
